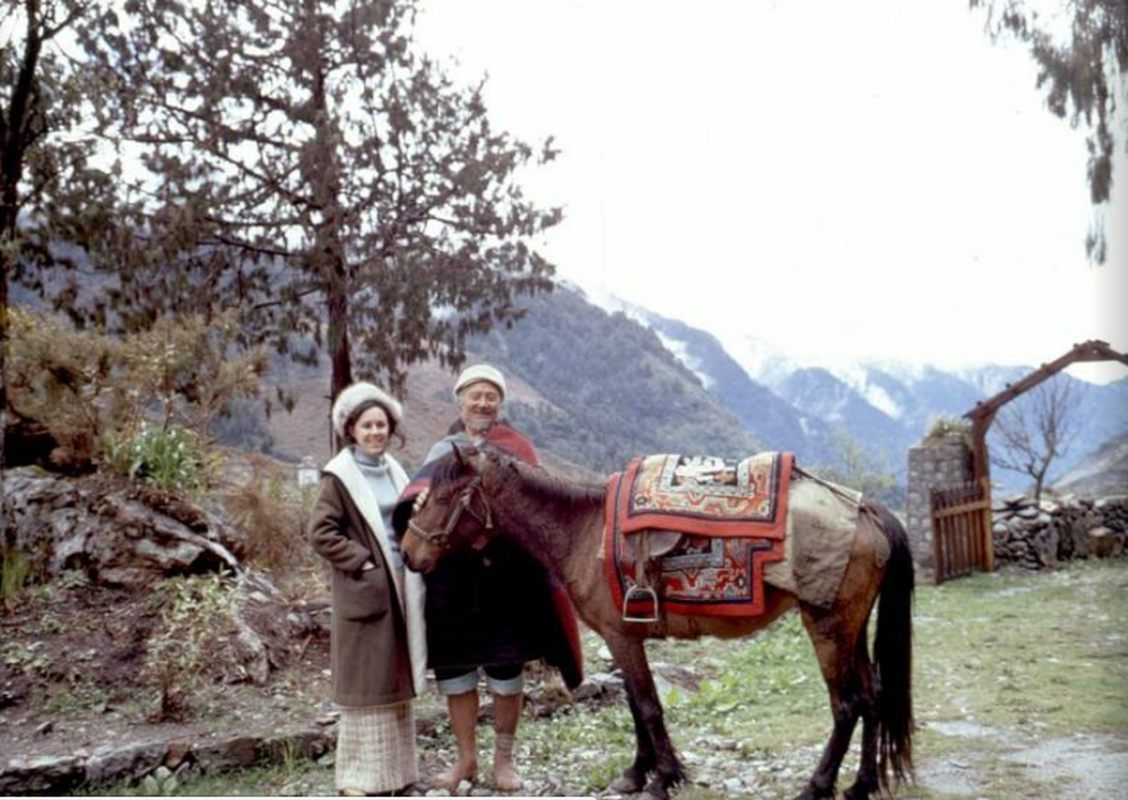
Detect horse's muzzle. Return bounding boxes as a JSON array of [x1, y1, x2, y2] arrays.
[[401, 550, 434, 574]]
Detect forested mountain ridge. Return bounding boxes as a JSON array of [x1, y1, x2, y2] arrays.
[[468, 286, 762, 474], [259, 283, 760, 477]]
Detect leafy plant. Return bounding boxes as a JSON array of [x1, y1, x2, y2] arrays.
[[102, 423, 214, 493], [56, 569, 91, 590], [2, 641, 49, 674], [43, 680, 112, 715], [142, 573, 244, 721]]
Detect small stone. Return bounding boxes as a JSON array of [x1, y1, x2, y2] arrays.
[[140, 775, 160, 795]]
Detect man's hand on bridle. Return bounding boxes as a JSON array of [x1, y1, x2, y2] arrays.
[[412, 487, 430, 513]]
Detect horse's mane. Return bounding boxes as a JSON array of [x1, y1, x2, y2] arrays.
[[432, 446, 605, 510], [502, 451, 606, 509]]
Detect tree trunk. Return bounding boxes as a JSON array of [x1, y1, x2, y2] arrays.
[[305, 3, 351, 451], [0, 2, 44, 550]]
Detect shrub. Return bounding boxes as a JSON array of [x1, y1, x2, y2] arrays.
[[222, 455, 316, 579], [7, 308, 270, 471], [142, 573, 244, 721], [923, 416, 973, 448], [1, 547, 35, 612]]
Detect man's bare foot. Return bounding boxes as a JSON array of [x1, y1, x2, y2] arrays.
[[429, 760, 477, 792], [493, 757, 523, 792]]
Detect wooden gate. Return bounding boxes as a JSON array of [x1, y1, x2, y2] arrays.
[[930, 479, 995, 584]]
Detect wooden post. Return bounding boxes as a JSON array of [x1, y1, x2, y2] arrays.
[[931, 491, 944, 585], [981, 475, 995, 573]]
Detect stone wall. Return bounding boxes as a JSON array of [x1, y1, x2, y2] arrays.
[[905, 443, 974, 568], [993, 494, 1127, 568]]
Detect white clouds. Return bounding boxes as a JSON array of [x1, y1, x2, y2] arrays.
[[415, 0, 1126, 379]]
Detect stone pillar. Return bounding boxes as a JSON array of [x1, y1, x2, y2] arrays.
[[905, 444, 974, 568]]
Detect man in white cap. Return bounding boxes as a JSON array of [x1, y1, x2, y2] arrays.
[[395, 364, 582, 793]]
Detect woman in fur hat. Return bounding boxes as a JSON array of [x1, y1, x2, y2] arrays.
[[310, 383, 426, 796]]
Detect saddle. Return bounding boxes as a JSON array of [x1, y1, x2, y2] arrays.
[[605, 452, 795, 623]]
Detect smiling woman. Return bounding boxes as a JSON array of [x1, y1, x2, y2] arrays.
[[309, 382, 427, 797]]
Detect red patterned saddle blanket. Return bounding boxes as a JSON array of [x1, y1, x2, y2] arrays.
[[603, 453, 794, 617]]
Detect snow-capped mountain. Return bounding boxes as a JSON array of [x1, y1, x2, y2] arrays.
[[581, 288, 1128, 492]]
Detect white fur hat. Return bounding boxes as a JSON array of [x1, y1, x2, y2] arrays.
[[453, 364, 507, 400], [332, 382, 403, 438]]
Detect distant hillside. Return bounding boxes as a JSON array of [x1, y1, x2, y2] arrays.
[[467, 286, 762, 474], [774, 367, 910, 474], [261, 356, 599, 480], [1054, 431, 1128, 497], [254, 284, 1127, 493]]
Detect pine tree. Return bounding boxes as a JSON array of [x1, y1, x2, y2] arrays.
[[80, 0, 560, 403]]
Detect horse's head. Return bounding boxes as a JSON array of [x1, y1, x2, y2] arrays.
[[401, 444, 499, 573]]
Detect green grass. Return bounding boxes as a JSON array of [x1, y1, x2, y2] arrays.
[[914, 560, 1128, 736]]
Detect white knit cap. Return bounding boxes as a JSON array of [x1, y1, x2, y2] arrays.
[[331, 382, 403, 438], [453, 364, 507, 400]]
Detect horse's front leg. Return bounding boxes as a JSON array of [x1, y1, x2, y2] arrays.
[[608, 687, 655, 795], [605, 633, 687, 800]]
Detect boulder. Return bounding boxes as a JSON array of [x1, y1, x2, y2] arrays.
[[6, 468, 239, 588], [1088, 527, 1124, 559]]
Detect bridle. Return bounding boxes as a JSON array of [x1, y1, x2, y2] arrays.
[[406, 475, 494, 549]]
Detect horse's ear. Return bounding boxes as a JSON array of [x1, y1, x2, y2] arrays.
[[451, 443, 482, 473]]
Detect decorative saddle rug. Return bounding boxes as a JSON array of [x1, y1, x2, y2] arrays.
[[603, 453, 794, 618]]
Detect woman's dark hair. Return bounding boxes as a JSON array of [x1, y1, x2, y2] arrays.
[[344, 399, 406, 448]]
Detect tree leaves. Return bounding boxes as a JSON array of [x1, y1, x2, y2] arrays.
[[972, 0, 1126, 262]]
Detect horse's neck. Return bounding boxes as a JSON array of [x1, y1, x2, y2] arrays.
[[489, 471, 604, 578]]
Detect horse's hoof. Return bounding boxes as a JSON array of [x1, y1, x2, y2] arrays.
[[842, 784, 876, 800], [609, 775, 645, 794]]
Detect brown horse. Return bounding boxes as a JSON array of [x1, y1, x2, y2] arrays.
[[401, 446, 914, 800]]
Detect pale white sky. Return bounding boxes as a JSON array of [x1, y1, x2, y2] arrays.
[[415, 0, 1127, 383]]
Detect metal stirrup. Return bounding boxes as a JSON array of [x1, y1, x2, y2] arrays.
[[622, 584, 660, 624], [622, 530, 660, 623]]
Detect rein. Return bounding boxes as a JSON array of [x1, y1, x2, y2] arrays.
[[407, 476, 494, 548]]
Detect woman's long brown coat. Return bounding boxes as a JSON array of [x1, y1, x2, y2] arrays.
[[310, 467, 419, 707]]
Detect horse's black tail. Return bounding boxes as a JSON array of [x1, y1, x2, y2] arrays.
[[868, 500, 915, 790]]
